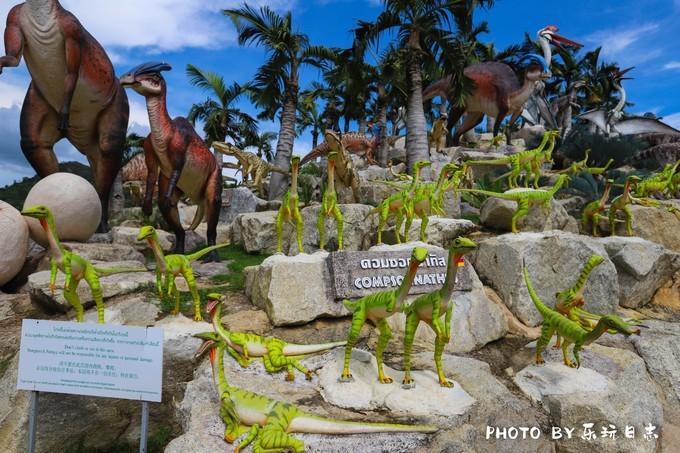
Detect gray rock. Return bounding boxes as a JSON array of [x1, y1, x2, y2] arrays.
[[400, 217, 477, 249], [62, 242, 145, 264], [558, 195, 588, 219], [480, 198, 579, 234], [513, 125, 546, 148], [458, 150, 510, 180], [219, 187, 269, 225], [472, 232, 619, 326], [358, 181, 398, 206], [193, 223, 231, 246], [82, 295, 160, 325], [231, 210, 277, 254], [599, 236, 680, 308], [515, 343, 662, 453], [112, 226, 205, 253], [244, 251, 346, 326], [28, 261, 154, 317], [626, 201, 680, 252]]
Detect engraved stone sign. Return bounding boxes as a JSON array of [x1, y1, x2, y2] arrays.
[[330, 250, 473, 299]]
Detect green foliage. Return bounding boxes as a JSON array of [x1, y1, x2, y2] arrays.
[[299, 161, 322, 177], [561, 126, 646, 168], [209, 245, 270, 292], [461, 171, 507, 208], [564, 172, 605, 200], [0, 162, 93, 210]]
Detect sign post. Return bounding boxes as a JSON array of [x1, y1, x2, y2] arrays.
[[17, 320, 164, 453]]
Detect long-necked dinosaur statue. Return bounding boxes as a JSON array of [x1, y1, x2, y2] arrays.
[[213, 141, 287, 198], [137, 226, 227, 321], [193, 332, 437, 452], [0, 0, 129, 232], [340, 247, 429, 384], [206, 294, 346, 381], [424, 26, 582, 145], [608, 175, 641, 236], [325, 129, 361, 202], [120, 62, 222, 259], [402, 238, 477, 389], [458, 174, 569, 233], [300, 131, 378, 166], [317, 151, 344, 251], [22, 205, 146, 323], [275, 155, 304, 254], [524, 261, 640, 368], [581, 179, 614, 236], [365, 160, 432, 244]]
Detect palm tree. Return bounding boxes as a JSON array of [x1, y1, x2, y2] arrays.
[[186, 64, 258, 168], [122, 132, 145, 165], [243, 130, 278, 161], [224, 4, 335, 199], [297, 92, 325, 148], [356, 0, 459, 174], [111, 132, 147, 213]]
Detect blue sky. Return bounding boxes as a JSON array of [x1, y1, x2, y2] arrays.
[[0, 0, 678, 187]]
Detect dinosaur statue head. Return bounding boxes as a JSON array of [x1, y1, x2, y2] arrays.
[[598, 315, 641, 336], [440, 162, 459, 177], [136, 225, 157, 241], [21, 204, 52, 220], [537, 25, 583, 50], [414, 160, 432, 171], [611, 67, 635, 83], [212, 142, 238, 156], [449, 237, 478, 256], [411, 247, 429, 264], [205, 293, 225, 316], [325, 130, 341, 146], [291, 156, 301, 171], [120, 61, 172, 96], [626, 175, 643, 186], [193, 331, 221, 360], [519, 54, 552, 81]]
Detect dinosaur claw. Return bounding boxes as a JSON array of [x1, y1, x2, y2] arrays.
[[439, 379, 454, 388], [305, 371, 314, 381], [378, 376, 393, 384], [401, 379, 416, 390], [338, 372, 354, 383]]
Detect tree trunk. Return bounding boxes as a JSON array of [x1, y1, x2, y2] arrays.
[[358, 118, 367, 134], [405, 48, 429, 176], [377, 85, 389, 167], [486, 115, 495, 133], [343, 115, 351, 133], [109, 171, 125, 216], [312, 128, 319, 148], [268, 81, 298, 200]]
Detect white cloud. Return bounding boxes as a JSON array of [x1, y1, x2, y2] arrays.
[[128, 99, 150, 132], [0, 80, 25, 108], [663, 61, 680, 70], [663, 112, 680, 129], [585, 23, 659, 57]]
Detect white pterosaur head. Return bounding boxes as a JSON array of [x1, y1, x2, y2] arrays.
[[537, 25, 583, 50]]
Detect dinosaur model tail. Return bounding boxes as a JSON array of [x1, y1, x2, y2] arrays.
[[300, 144, 327, 166], [467, 158, 511, 166], [186, 243, 230, 262], [342, 299, 360, 312], [522, 262, 552, 319], [282, 341, 347, 356], [188, 203, 205, 231], [94, 266, 148, 276], [289, 414, 438, 434], [363, 207, 380, 220]]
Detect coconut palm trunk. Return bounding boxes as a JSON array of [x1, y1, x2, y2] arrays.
[[269, 80, 298, 199], [405, 38, 429, 175]]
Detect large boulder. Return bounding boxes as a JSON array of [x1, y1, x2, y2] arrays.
[[472, 232, 619, 326], [111, 226, 206, 253], [480, 198, 579, 233], [0, 201, 29, 286], [398, 218, 476, 249], [62, 242, 145, 265], [625, 201, 680, 252], [514, 343, 663, 453], [219, 186, 268, 225], [23, 173, 101, 246]]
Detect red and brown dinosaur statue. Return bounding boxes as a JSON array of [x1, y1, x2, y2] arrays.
[[300, 132, 379, 166], [120, 62, 222, 260], [0, 0, 129, 231]]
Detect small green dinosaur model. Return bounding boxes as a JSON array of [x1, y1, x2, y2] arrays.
[[275, 156, 304, 254], [340, 247, 429, 383], [458, 174, 569, 233], [194, 332, 438, 452], [402, 238, 477, 389], [608, 175, 642, 236], [634, 161, 680, 198], [22, 205, 147, 323], [556, 149, 613, 178], [137, 226, 228, 321], [365, 160, 431, 244], [524, 262, 640, 368], [317, 151, 344, 251], [206, 293, 346, 381], [581, 179, 614, 236]]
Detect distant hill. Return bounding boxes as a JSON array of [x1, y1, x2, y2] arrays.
[[0, 162, 93, 210]]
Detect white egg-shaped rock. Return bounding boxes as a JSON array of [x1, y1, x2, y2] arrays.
[[23, 173, 101, 246], [0, 200, 29, 286]]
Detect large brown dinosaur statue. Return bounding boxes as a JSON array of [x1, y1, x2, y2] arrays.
[[0, 0, 129, 231], [120, 62, 222, 261], [300, 132, 379, 166]]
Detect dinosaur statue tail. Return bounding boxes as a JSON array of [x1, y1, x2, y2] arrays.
[[422, 76, 453, 102], [282, 341, 347, 356], [186, 243, 230, 262], [342, 299, 360, 312], [522, 262, 552, 319], [300, 146, 325, 166], [363, 207, 380, 220], [94, 266, 148, 276], [188, 203, 205, 231], [289, 414, 438, 435]]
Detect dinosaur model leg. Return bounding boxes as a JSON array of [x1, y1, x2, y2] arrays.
[[256, 424, 305, 453], [591, 213, 601, 237], [340, 303, 366, 382], [572, 342, 583, 369], [165, 274, 180, 315], [84, 267, 106, 324], [561, 339, 577, 368], [512, 199, 530, 233], [275, 210, 285, 253], [293, 208, 304, 253], [419, 212, 429, 243], [608, 208, 619, 236], [375, 318, 394, 384], [394, 210, 406, 243], [19, 84, 62, 179], [334, 205, 344, 250], [181, 265, 202, 321], [157, 173, 186, 253], [226, 346, 251, 367], [553, 333, 562, 349], [507, 163, 521, 188], [202, 166, 223, 262], [63, 278, 85, 322], [401, 313, 420, 388], [376, 203, 390, 244], [623, 205, 634, 236], [265, 351, 313, 381], [317, 209, 327, 251], [535, 323, 555, 365], [434, 335, 452, 387], [235, 424, 260, 452]]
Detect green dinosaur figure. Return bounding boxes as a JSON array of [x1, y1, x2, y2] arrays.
[[194, 332, 438, 452], [634, 161, 680, 198], [206, 293, 346, 381], [402, 238, 477, 389], [581, 179, 614, 236], [403, 163, 459, 243], [365, 160, 431, 244], [556, 149, 614, 177], [22, 205, 147, 323], [340, 247, 429, 383], [608, 175, 642, 236], [137, 226, 228, 321], [524, 263, 640, 368], [458, 175, 569, 233], [276, 156, 304, 254], [317, 151, 344, 251], [468, 130, 558, 188]]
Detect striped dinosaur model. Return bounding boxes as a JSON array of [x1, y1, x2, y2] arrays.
[[524, 262, 640, 368], [206, 294, 346, 381], [402, 238, 477, 389], [317, 151, 344, 251], [275, 156, 304, 254], [194, 332, 437, 452], [22, 205, 147, 323], [340, 247, 429, 383], [581, 179, 614, 236], [137, 226, 228, 321]]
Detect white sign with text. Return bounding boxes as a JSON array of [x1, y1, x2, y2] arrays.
[[17, 320, 163, 402]]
